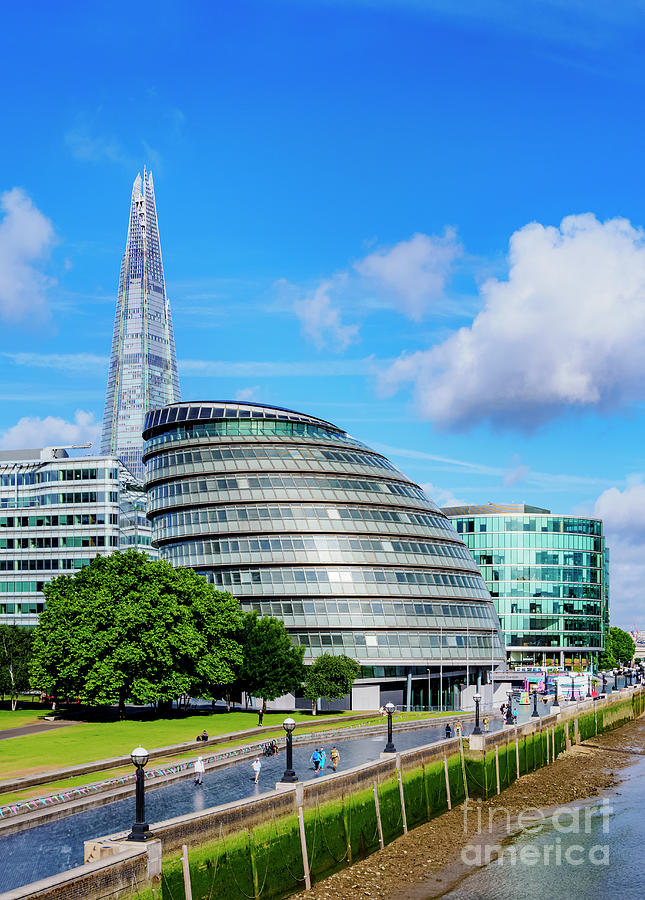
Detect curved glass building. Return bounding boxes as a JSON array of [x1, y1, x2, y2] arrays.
[[142, 402, 505, 708], [443, 503, 609, 670]]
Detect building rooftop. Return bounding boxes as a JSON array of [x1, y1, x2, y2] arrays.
[[441, 502, 551, 517]]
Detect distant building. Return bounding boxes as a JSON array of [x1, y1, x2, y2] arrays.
[[0, 447, 153, 628], [143, 401, 506, 710], [100, 170, 181, 482], [442, 503, 609, 670]]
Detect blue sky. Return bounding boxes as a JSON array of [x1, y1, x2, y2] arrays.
[[2, 0, 645, 626]]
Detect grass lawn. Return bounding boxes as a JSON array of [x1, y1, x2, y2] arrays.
[[0, 710, 357, 781], [0, 709, 450, 800], [0, 709, 48, 730]]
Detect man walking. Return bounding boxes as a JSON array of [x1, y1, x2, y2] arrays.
[[330, 746, 340, 771], [194, 756, 205, 785], [252, 757, 261, 784]]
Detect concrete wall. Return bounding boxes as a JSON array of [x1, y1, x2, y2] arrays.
[[352, 683, 379, 710], [0, 844, 152, 900]]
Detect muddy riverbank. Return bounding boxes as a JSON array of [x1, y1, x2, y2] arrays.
[[292, 714, 645, 900]]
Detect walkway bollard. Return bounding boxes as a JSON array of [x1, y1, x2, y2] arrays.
[[494, 745, 501, 795]]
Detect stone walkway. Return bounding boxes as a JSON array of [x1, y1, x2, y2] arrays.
[[0, 720, 78, 741]]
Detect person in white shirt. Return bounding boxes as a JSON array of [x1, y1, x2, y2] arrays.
[[252, 757, 261, 783], [194, 756, 205, 785]]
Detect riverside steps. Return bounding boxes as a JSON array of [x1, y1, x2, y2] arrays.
[[2, 685, 643, 900]]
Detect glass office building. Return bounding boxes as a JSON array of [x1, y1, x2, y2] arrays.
[[0, 447, 154, 628], [442, 503, 609, 670], [143, 402, 506, 708], [100, 170, 181, 482]]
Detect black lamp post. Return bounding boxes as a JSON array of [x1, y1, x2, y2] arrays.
[[505, 689, 514, 725], [586, 674, 592, 699], [472, 692, 482, 734], [552, 675, 559, 707], [569, 677, 576, 701], [384, 701, 396, 753], [280, 717, 298, 783], [601, 672, 607, 694], [531, 688, 539, 718], [127, 746, 152, 842]]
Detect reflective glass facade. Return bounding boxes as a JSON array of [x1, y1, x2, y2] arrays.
[[0, 450, 154, 628], [443, 503, 609, 669], [100, 170, 180, 482], [143, 402, 506, 694]]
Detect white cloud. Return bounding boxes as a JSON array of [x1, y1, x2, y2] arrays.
[[0, 188, 56, 322], [504, 458, 531, 487], [287, 230, 460, 350], [292, 279, 360, 351], [4, 352, 107, 372], [0, 410, 100, 450], [355, 229, 461, 321], [180, 357, 377, 377], [420, 481, 461, 508], [234, 385, 261, 401], [594, 483, 645, 629], [65, 125, 129, 166], [382, 214, 645, 430]]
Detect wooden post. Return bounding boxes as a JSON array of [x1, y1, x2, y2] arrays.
[[515, 727, 520, 779], [298, 806, 311, 891], [248, 831, 259, 899], [373, 781, 384, 850], [181, 844, 193, 900], [342, 793, 352, 863], [552, 726, 556, 761], [396, 755, 408, 834], [494, 745, 501, 795], [458, 736, 469, 800], [443, 754, 452, 810]]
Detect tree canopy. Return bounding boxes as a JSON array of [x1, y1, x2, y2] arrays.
[[0, 625, 33, 710], [30, 550, 243, 715], [599, 626, 636, 669], [303, 653, 360, 714], [238, 612, 304, 713]]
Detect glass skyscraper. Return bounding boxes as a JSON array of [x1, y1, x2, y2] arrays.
[[100, 170, 180, 482], [143, 402, 506, 709], [443, 503, 609, 670]]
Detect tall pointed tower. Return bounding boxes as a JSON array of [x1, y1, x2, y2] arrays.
[[101, 170, 181, 481]]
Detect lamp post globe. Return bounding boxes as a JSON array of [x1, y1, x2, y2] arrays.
[[280, 718, 298, 783], [127, 746, 152, 842], [384, 701, 396, 753], [472, 692, 482, 734]]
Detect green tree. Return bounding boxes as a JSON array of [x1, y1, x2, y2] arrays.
[[239, 612, 304, 715], [303, 653, 360, 715], [599, 626, 636, 669], [30, 550, 243, 717], [0, 625, 33, 710]]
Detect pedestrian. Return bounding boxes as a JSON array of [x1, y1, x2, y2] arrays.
[[330, 746, 340, 771], [319, 747, 326, 770], [445, 723, 452, 739], [258, 708, 264, 726], [500, 703, 506, 716], [194, 756, 205, 785], [483, 716, 489, 733], [512, 709, 517, 724], [311, 748, 321, 771], [252, 757, 261, 784]]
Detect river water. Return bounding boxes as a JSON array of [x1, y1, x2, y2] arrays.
[[0, 716, 499, 893], [439, 755, 645, 900]]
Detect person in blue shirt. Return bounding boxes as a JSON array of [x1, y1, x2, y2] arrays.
[[319, 748, 326, 770], [311, 749, 321, 771]]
